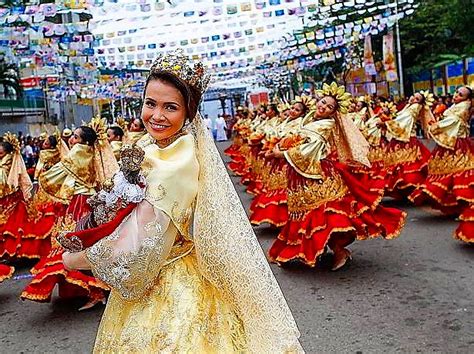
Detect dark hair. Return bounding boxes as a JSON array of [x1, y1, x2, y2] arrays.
[[133, 118, 145, 129], [109, 126, 124, 138], [268, 103, 279, 115], [143, 71, 202, 122], [295, 102, 308, 115], [0, 141, 13, 154], [78, 126, 97, 146], [464, 86, 473, 100], [47, 135, 58, 149], [358, 101, 369, 109]]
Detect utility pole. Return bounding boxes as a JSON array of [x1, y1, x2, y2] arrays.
[[395, 0, 405, 97]]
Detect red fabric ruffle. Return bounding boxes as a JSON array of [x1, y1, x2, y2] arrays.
[[269, 160, 406, 267], [0, 264, 14, 283], [455, 205, 474, 243]]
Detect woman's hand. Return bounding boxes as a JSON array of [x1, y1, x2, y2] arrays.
[[62, 251, 91, 271]]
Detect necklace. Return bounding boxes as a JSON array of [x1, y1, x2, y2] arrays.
[[154, 130, 186, 148]]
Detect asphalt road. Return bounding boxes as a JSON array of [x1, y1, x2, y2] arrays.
[[0, 140, 472, 353]]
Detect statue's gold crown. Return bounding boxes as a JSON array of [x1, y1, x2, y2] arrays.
[[150, 49, 211, 94], [316, 82, 353, 114]]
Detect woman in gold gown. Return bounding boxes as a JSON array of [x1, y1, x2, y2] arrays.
[[62, 50, 302, 353]]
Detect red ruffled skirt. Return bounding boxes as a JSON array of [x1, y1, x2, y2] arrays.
[[350, 138, 390, 194], [409, 138, 474, 215], [0, 190, 28, 259], [385, 137, 430, 199], [269, 160, 406, 267], [455, 205, 474, 243], [21, 194, 109, 303], [228, 144, 250, 177], [0, 264, 14, 283], [250, 158, 289, 227]]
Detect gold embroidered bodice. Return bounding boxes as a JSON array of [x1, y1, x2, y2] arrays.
[[38, 143, 96, 204], [284, 118, 335, 179], [428, 100, 471, 149], [386, 103, 422, 142], [34, 148, 61, 180]]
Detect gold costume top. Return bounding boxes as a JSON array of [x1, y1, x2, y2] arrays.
[[428, 100, 471, 149], [347, 107, 368, 133], [0, 154, 15, 198], [109, 140, 123, 161], [284, 118, 335, 179], [34, 149, 61, 181], [364, 114, 384, 146], [385, 103, 422, 142], [123, 131, 146, 145], [39, 143, 96, 204]]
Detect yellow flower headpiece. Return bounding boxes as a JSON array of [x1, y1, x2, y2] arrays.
[[316, 82, 353, 114], [293, 94, 317, 112], [3, 132, 20, 153], [88, 117, 108, 146], [150, 49, 211, 94], [62, 128, 72, 137], [39, 132, 48, 141], [115, 116, 128, 132], [380, 101, 398, 117], [357, 94, 373, 107], [277, 102, 291, 112], [419, 90, 435, 107]]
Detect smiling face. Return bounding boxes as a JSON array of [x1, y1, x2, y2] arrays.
[[0, 145, 6, 159], [130, 118, 144, 132], [289, 102, 305, 119], [42, 138, 51, 149], [141, 79, 187, 143], [315, 96, 337, 119]]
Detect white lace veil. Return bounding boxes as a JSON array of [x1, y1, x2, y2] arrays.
[[191, 114, 303, 353]]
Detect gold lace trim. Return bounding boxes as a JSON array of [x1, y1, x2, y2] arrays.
[[385, 145, 420, 166], [287, 171, 348, 219], [428, 149, 474, 175]]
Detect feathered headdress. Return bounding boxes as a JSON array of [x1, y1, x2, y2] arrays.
[[419, 90, 435, 107], [3, 132, 20, 153], [87, 117, 108, 147], [316, 82, 353, 114]]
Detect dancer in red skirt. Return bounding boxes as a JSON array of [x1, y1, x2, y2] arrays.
[[352, 101, 398, 194], [383, 91, 433, 199], [0, 133, 32, 272], [268, 83, 406, 270], [21, 118, 118, 309], [18, 133, 67, 259], [409, 85, 473, 242], [249, 96, 316, 227]]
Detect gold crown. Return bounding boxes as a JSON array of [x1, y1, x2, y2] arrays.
[[115, 117, 128, 132], [3, 132, 20, 153], [294, 95, 317, 112], [419, 90, 435, 107], [316, 82, 353, 114], [150, 49, 211, 94]]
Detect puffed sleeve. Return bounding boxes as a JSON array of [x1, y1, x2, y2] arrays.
[[85, 200, 177, 300]]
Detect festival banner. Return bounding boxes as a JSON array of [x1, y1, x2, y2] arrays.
[[363, 34, 376, 75], [383, 31, 398, 81]]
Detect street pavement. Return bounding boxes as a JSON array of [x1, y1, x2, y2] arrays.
[[0, 140, 472, 353]]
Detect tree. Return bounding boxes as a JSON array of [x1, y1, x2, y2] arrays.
[[399, 0, 474, 74], [0, 57, 22, 99]]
